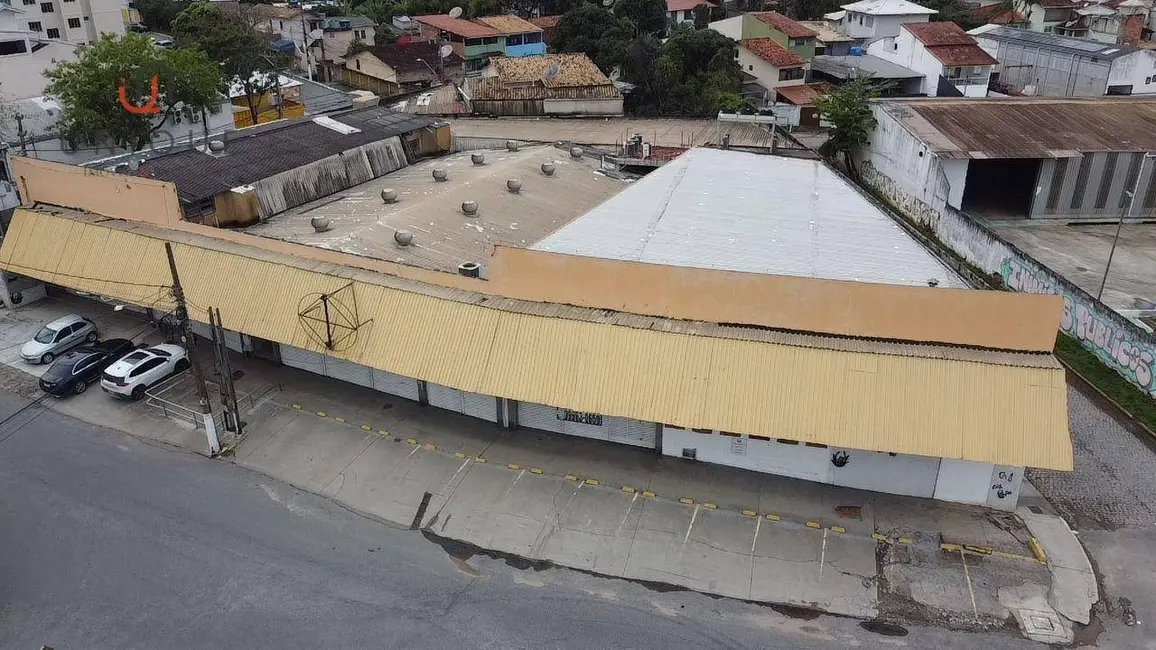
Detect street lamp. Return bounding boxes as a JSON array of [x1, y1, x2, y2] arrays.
[[415, 57, 440, 82], [1098, 151, 1155, 301]]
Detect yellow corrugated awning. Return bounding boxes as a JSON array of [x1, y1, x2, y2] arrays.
[[0, 208, 1074, 470]]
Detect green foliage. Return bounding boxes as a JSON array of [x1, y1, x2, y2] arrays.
[[172, 3, 288, 124], [468, 0, 503, 17], [614, 0, 667, 36], [917, 0, 981, 29], [1056, 333, 1156, 431], [776, 0, 839, 20], [44, 32, 224, 151], [136, 0, 191, 31], [693, 4, 710, 28], [813, 76, 884, 176]]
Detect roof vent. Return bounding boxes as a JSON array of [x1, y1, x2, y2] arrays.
[[433, 168, 448, 181], [472, 153, 485, 165], [381, 188, 398, 203], [394, 230, 413, 246], [208, 139, 226, 153], [541, 162, 556, 176], [461, 200, 478, 216], [311, 217, 331, 233], [927, 278, 939, 287], [506, 179, 522, 193], [458, 262, 481, 278]]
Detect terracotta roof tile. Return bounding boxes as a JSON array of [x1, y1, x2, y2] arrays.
[[904, 21, 974, 46], [1122, 13, 1144, 45], [742, 37, 807, 67], [413, 14, 499, 38], [972, 3, 1027, 23], [776, 82, 828, 105], [474, 15, 543, 34], [666, 0, 716, 12], [750, 11, 819, 38], [528, 15, 561, 28]]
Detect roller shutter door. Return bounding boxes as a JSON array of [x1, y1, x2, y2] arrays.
[[519, 403, 655, 449], [518, 402, 564, 433], [606, 416, 657, 449], [371, 369, 420, 402], [280, 345, 326, 375], [426, 383, 464, 413], [461, 390, 498, 422], [325, 356, 374, 388]]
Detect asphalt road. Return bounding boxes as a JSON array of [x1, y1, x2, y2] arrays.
[[0, 391, 1039, 650]]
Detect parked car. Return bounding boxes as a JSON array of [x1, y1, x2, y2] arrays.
[[100, 343, 190, 400], [38, 339, 138, 397], [20, 314, 99, 364]]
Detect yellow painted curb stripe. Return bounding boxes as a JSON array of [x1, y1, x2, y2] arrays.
[[898, 536, 913, 544], [316, 411, 327, 417], [378, 429, 389, 436], [474, 457, 487, 463], [507, 463, 521, 470], [741, 509, 758, 517], [423, 443, 437, 450], [679, 497, 694, 505], [565, 474, 579, 481], [765, 514, 781, 521], [454, 452, 467, 459], [360, 425, 372, 431], [642, 491, 656, 498], [291, 404, 302, 410], [529, 468, 544, 475], [621, 486, 636, 494], [830, 526, 846, 534], [963, 544, 993, 555], [405, 438, 418, 445], [1028, 538, 1048, 564], [584, 479, 600, 486], [872, 533, 889, 543], [806, 521, 821, 529], [334, 417, 346, 423], [702, 503, 718, 510]]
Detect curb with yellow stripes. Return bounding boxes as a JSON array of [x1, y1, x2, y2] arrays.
[[284, 401, 1034, 556]]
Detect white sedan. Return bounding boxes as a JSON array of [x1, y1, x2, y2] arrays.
[[100, 344, 190, 400]]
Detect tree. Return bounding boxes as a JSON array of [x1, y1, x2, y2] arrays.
[[614, 0, 667, 36], [44, 32, 224, 152], [693, 4, 710, 28], [553, 5, 623, 61], [136, 0, 191, 31], [813, 77, 886, 178], [172, 3, 288, 125], [468, 0, 503, 16]]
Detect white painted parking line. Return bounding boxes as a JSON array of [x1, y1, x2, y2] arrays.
[[819, 528, 828, 579], [617, 492, 639, 537], [682, 503, 700, 547]]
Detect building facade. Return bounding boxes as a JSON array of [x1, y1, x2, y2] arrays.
[[831, 0, 937, 45], [739, 38, 808, 91], [869, 22, 995, 97], [413, 14, 544, 72]]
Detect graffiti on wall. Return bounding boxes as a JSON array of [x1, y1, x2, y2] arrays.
[[1002, 258, 1156, 395]]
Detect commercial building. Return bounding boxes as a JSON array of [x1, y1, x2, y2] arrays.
[[970, 25, 1156, 96], [1, 0, 135, 46], [471, 53, 623, 117], [0, 132, 1074, 510], [868, 22, 996, 97]]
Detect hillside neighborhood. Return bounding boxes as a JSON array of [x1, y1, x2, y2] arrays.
[[1, 0, 1156, 647]]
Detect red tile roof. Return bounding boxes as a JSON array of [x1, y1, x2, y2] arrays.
[[903, 21, 998, 66], [666, 0, 716, 12], [776, 83, 827, 105], [972, 3, 1027, 23], [528, 15, 562, 28], [1122, 13, 1144, 45], [413, 14, 500, 38], [750, 11, 818, 38], [741, 38, 807, 67]]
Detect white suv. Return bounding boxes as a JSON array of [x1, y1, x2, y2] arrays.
[[100, 344, 190, 400]]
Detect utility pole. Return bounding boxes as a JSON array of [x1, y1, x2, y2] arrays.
[[15, 113, 27, 156], [215, 307, 243, 437], [1098, 153, 1152, 301], [165, 242, 220, 456], [207, 307, 233, 432]]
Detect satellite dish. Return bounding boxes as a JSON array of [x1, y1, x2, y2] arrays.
[[543, 62, 560, 78], [439, 43, 453, 58], [602, 0, 613, 6], [448, 6, 463, 18]]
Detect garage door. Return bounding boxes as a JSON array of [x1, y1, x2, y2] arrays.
[[517, 403, 656, 449], [280, 344, 420, 402], [426, 383, 498, 422], [606, 416, 657, 449], [518, 402, 564, 434]]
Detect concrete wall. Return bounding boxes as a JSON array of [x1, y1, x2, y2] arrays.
[[708, 15, 744, 39], [1107, 50, 1156, 95], [11, 156, 183, 226], [864, 105, 1156, 397], [543, 98, 624, 116]]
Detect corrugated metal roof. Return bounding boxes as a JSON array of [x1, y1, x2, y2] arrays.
[[534, 148, 969, 288], [877, 97, 1156, 158], [0, 207, 1072, 470], [137, 107, 434, 204], [841, 0, 937, 15], [970, 25, 1136, 58]]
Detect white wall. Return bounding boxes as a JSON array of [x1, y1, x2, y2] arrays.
[[738, 46, 806, 90], [845, 12, 931, 44], [869, 29, 943, 95], [709, 15, 743, 39], [941, 159, 968, 208], [544, 98, 624, 116], [0, 39, 79, 99], [867, 104, 956, 206], [1108, 50, 1156, 95]]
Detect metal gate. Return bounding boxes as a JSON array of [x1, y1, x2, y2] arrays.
[[280, 344, 420, 402], [426, 382, 498, 422]]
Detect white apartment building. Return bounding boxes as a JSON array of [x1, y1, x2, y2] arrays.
[[869, 21, 995, 96], [0, 6, 80, 100], [2, 0, 134, 45], [827, 0, 937, 46]]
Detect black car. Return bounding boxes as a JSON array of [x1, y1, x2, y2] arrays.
[[39, 339, 138, 396]]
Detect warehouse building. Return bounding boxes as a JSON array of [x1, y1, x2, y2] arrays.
[[0, 148, 1072, 509]]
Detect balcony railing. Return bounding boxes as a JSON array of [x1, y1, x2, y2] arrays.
[[946, 75, 989, 87]]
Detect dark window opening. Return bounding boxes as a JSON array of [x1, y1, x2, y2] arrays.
[[961, 158, 1041, 219], [0, 39, 28, 55], [67, 17, 80, 28], [1106, 84, 1132, 95], [46, 27, 59, 38]]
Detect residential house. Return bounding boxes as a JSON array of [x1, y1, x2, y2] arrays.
[[775, 83, 828, 126], [527, 15, 560, 46], [971, 3, 1030, 28], [313, 15, 376, 82], [666, 0, 715, 27], [738, 38, 808, 95], [828, 0, 938, 45], [391, 15, 423, 44], [710, 11, 819, 60], [413, 14, 544, 72], [869, 21, 996, 96], [3, 0, 135, 45], [471, 52, 623, 116], [799, 19, 856, 55], [220, 3, 324, 78], [473, 16, 546, 57], [0, 25, 79, 100], [344, 41, 466, 96], [1014, 0, 1081, 33], [971, 24, 1156, 95]]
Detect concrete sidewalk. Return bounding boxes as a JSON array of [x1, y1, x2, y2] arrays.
[[0, 294, 1094, 639]]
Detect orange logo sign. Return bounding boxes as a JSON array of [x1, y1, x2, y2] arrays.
[[118, 75, 160, 114]]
